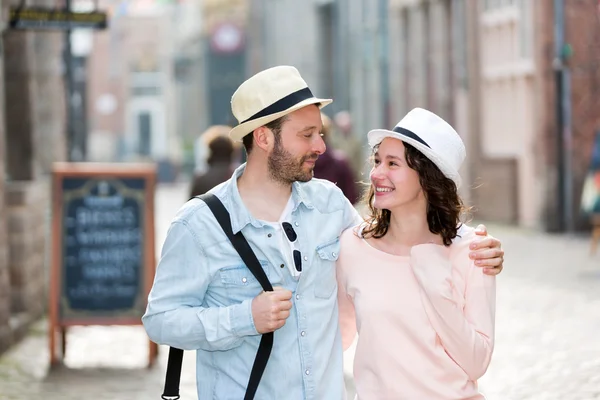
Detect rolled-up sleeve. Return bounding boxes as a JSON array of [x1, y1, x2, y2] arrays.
[[410, 236, 496, 380], [142, 220, 258, 351]]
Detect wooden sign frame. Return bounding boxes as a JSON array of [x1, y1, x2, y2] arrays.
[[50, 162, 158, 367]]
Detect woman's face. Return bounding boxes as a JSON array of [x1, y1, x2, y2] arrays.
[[370, 138, 424, 211]]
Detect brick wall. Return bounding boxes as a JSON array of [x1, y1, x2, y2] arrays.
[[6, 181, 49, 320], [0, 64, 10, 355], [565, 0, 600, 229], [0, 1, 66, 355], [538, 0, 600, 231], [537, 0, 561, 231], [30, 31, 67, 174], [0, 0, 11, 355], [3, 31, 34, 180]]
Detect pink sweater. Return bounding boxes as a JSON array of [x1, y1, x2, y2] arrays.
[[337, 225, 496, 400]]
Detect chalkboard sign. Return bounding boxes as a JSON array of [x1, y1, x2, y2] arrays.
[[50, 163, 157, 366]]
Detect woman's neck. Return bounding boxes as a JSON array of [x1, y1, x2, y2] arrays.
[[383, 200, 442, 247]]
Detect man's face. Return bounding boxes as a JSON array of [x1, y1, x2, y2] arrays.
[[268, 105, 326, 184]]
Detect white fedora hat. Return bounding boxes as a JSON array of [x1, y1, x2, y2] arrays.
[[229, 66, 332, 142], [367, 108, 466, 188]]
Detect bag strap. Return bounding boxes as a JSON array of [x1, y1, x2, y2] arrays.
[[161, 193, 273, 400], [200, 194, 273, 293]]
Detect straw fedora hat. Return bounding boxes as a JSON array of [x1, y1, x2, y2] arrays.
[[229, 66, 332, 142], [367, 108, 466, 188]]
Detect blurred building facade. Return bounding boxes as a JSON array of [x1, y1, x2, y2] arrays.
[[202, 0, 248, 125], [390, 0, 600, 231], [0, 0, 67, 353], [389, 0, 538, 226], [86, 0, 249, 178], [173, 0, 207, 174], [249, 0, 600, 231], [86, 0, 186, 181], [247, 0, 389, 171]]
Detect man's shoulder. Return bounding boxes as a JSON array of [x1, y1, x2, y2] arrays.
[[297, 178, 348, 210], [174, 180, 230, 224]]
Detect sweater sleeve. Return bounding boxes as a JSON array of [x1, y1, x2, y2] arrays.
[[410, 233, 496, 380], [336, 234, 358, 351]]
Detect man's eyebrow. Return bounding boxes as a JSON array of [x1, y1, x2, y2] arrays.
[[298, 126, 319, 133]]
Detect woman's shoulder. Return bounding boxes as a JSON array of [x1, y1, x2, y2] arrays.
[[454, 224, 476, 243], [340, 223, 364, 245], [449, 224, 477, 259]]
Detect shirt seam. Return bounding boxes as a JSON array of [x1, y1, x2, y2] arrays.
[[178, 219, 209, 257]]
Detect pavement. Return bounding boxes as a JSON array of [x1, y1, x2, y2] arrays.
[[1, 182, 600, 399]]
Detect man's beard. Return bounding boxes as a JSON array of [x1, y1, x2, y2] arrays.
[[268, 136, 318, 184]]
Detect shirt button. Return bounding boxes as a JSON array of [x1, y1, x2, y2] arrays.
[[280, 264, 285, 269], [267, 233, 272, 238], [242, 277, 247, 283], [295, 294, 300, 300], [303, 256, 308, 261], [305, 369, 310, 375], [301, 331, 306, 337], [294, 222, 299, 227], [332, 252, 337, 257]]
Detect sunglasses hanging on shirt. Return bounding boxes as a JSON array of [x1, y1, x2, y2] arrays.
[[281, 222, 302, 276]]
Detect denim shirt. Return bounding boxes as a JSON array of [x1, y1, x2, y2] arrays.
[[143, 164, 361, 400]]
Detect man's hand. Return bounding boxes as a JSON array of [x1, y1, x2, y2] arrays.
[[470, 224, 504, 276], [251, 286, 293, 334]]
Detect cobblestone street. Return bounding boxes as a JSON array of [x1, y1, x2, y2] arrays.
[[1, 183, 599, 399]]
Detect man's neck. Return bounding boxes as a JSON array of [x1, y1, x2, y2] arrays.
[[237, 161, 292, 222]]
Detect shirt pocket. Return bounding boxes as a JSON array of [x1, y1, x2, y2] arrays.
[[219, 261, 271, 301], [314, 238, 341, 299]]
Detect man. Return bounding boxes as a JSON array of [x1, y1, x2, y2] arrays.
[[190, 125, 236, 198], [142, 66, 504, 400], [332, 110, 365, 179], [313, 114, 360, 204]]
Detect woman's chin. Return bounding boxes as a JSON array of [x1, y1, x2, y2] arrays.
[[373, 199, 390, 210]]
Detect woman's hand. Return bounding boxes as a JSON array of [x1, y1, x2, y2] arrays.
[[470, 224, 504, 276]]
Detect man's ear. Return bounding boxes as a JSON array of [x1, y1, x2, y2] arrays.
[[253, 126, 273, 152]]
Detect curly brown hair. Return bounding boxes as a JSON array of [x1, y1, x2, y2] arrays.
[[361, 142, 470, 246]]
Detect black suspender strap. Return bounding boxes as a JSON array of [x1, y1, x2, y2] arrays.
[[161, 193, 273, 400]]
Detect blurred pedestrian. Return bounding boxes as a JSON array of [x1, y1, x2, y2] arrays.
[[313, 113, 360, 204], [337, 108, 497, 399], [190, 125, 235, 197], [144, 67, 504, 400], [332, 110, 365, 179]]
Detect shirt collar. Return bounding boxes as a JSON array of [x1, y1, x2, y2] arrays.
[[226, 164, 315, 234]]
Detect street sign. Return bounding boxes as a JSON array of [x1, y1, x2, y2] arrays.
[[9, 7, 108, 30], [50, 163, 158, 367]]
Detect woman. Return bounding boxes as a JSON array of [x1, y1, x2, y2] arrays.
[[337, 108, 496, 399]]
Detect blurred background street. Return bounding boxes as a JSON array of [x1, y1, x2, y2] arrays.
[[0, 0, 600, 399]]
